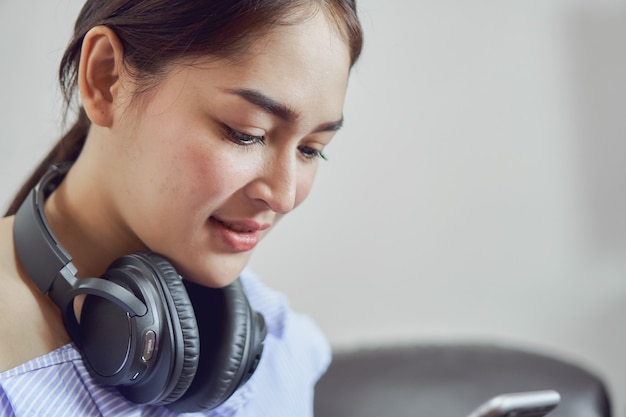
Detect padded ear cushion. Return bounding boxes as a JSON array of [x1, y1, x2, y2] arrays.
[[137, 252, 201, 404], [167, 278, 254, 412]]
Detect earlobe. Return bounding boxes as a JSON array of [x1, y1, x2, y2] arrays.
[[78, 26, 125, 127]]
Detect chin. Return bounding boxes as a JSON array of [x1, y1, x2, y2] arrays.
[[173, 258, 246, 289]]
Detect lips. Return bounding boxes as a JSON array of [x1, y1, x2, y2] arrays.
[[220, 221, 258, 233], [209, 217, 270, 252]]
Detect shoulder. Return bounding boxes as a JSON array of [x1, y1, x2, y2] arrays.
[[0, 216, 70, 373], [237, 268, 332, 417], [0, 217, 16, 286], [240, 268, 330, 358], [1, 345, 164, 416], [0, 345, 169, 416], [0, 345, 104, 416]]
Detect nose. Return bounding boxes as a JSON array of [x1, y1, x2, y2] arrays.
[[246, 152, 298, 214]]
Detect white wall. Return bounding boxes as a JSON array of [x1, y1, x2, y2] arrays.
[[2, 0, 625, 412]]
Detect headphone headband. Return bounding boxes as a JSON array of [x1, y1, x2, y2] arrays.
[[13, 163, 75, 293]]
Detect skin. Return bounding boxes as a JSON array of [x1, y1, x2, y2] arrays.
[[0, 9, 351, 372]]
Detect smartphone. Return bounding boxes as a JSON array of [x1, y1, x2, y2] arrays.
[[466, 390, 561, 417]]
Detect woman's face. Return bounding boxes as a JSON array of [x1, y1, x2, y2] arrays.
[[106, 12, 351, 286]]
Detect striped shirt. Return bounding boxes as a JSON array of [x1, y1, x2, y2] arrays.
[[0, 268, 331, 416]]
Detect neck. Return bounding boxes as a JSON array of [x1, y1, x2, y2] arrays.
[[43, 160, 146, 278]]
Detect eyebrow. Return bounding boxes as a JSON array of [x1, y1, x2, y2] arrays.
[[226, 88, 344, 133]]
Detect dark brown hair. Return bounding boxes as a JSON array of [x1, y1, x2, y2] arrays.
[[5, 0, 363, 216]]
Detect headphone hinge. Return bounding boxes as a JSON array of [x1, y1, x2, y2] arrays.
[[49, 264, 78, 309]]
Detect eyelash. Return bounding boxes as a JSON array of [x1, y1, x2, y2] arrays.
[[223, 125, 328, 161], [223, 126, 265, 146], [299, 146, 328, 161]]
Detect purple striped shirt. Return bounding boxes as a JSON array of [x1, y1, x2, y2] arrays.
[[0, 268, 331, 416]]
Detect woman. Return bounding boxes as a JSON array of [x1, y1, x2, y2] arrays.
[[0, 0, 363, 415]]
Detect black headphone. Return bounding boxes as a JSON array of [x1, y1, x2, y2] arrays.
[[12, 163, 267, 413]]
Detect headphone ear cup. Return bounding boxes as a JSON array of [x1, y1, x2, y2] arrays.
[[166, 278, 263, 412], [83, 253, 200, 405], [117, 252, 201, 405]]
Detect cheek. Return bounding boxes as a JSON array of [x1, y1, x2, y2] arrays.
[[175, 146, 231, 202], [175, 140, 263, 207]]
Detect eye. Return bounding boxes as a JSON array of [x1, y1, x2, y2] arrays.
[[298, 145, 327, 161], [223, 125, 265, 146]]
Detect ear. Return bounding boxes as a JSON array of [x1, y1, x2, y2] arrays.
[[78, 26, 125, 127]]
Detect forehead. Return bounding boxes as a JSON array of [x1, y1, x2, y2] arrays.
[[127, 11, 352, 127], [193, 12, 351, 115]]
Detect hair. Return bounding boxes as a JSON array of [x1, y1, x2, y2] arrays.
[[4, 0, 363, 216]]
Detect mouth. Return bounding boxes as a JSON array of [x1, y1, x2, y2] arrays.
[[209, 217, 270, 252]]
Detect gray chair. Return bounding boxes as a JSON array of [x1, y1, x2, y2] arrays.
[[314, 344, 611, 417]]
